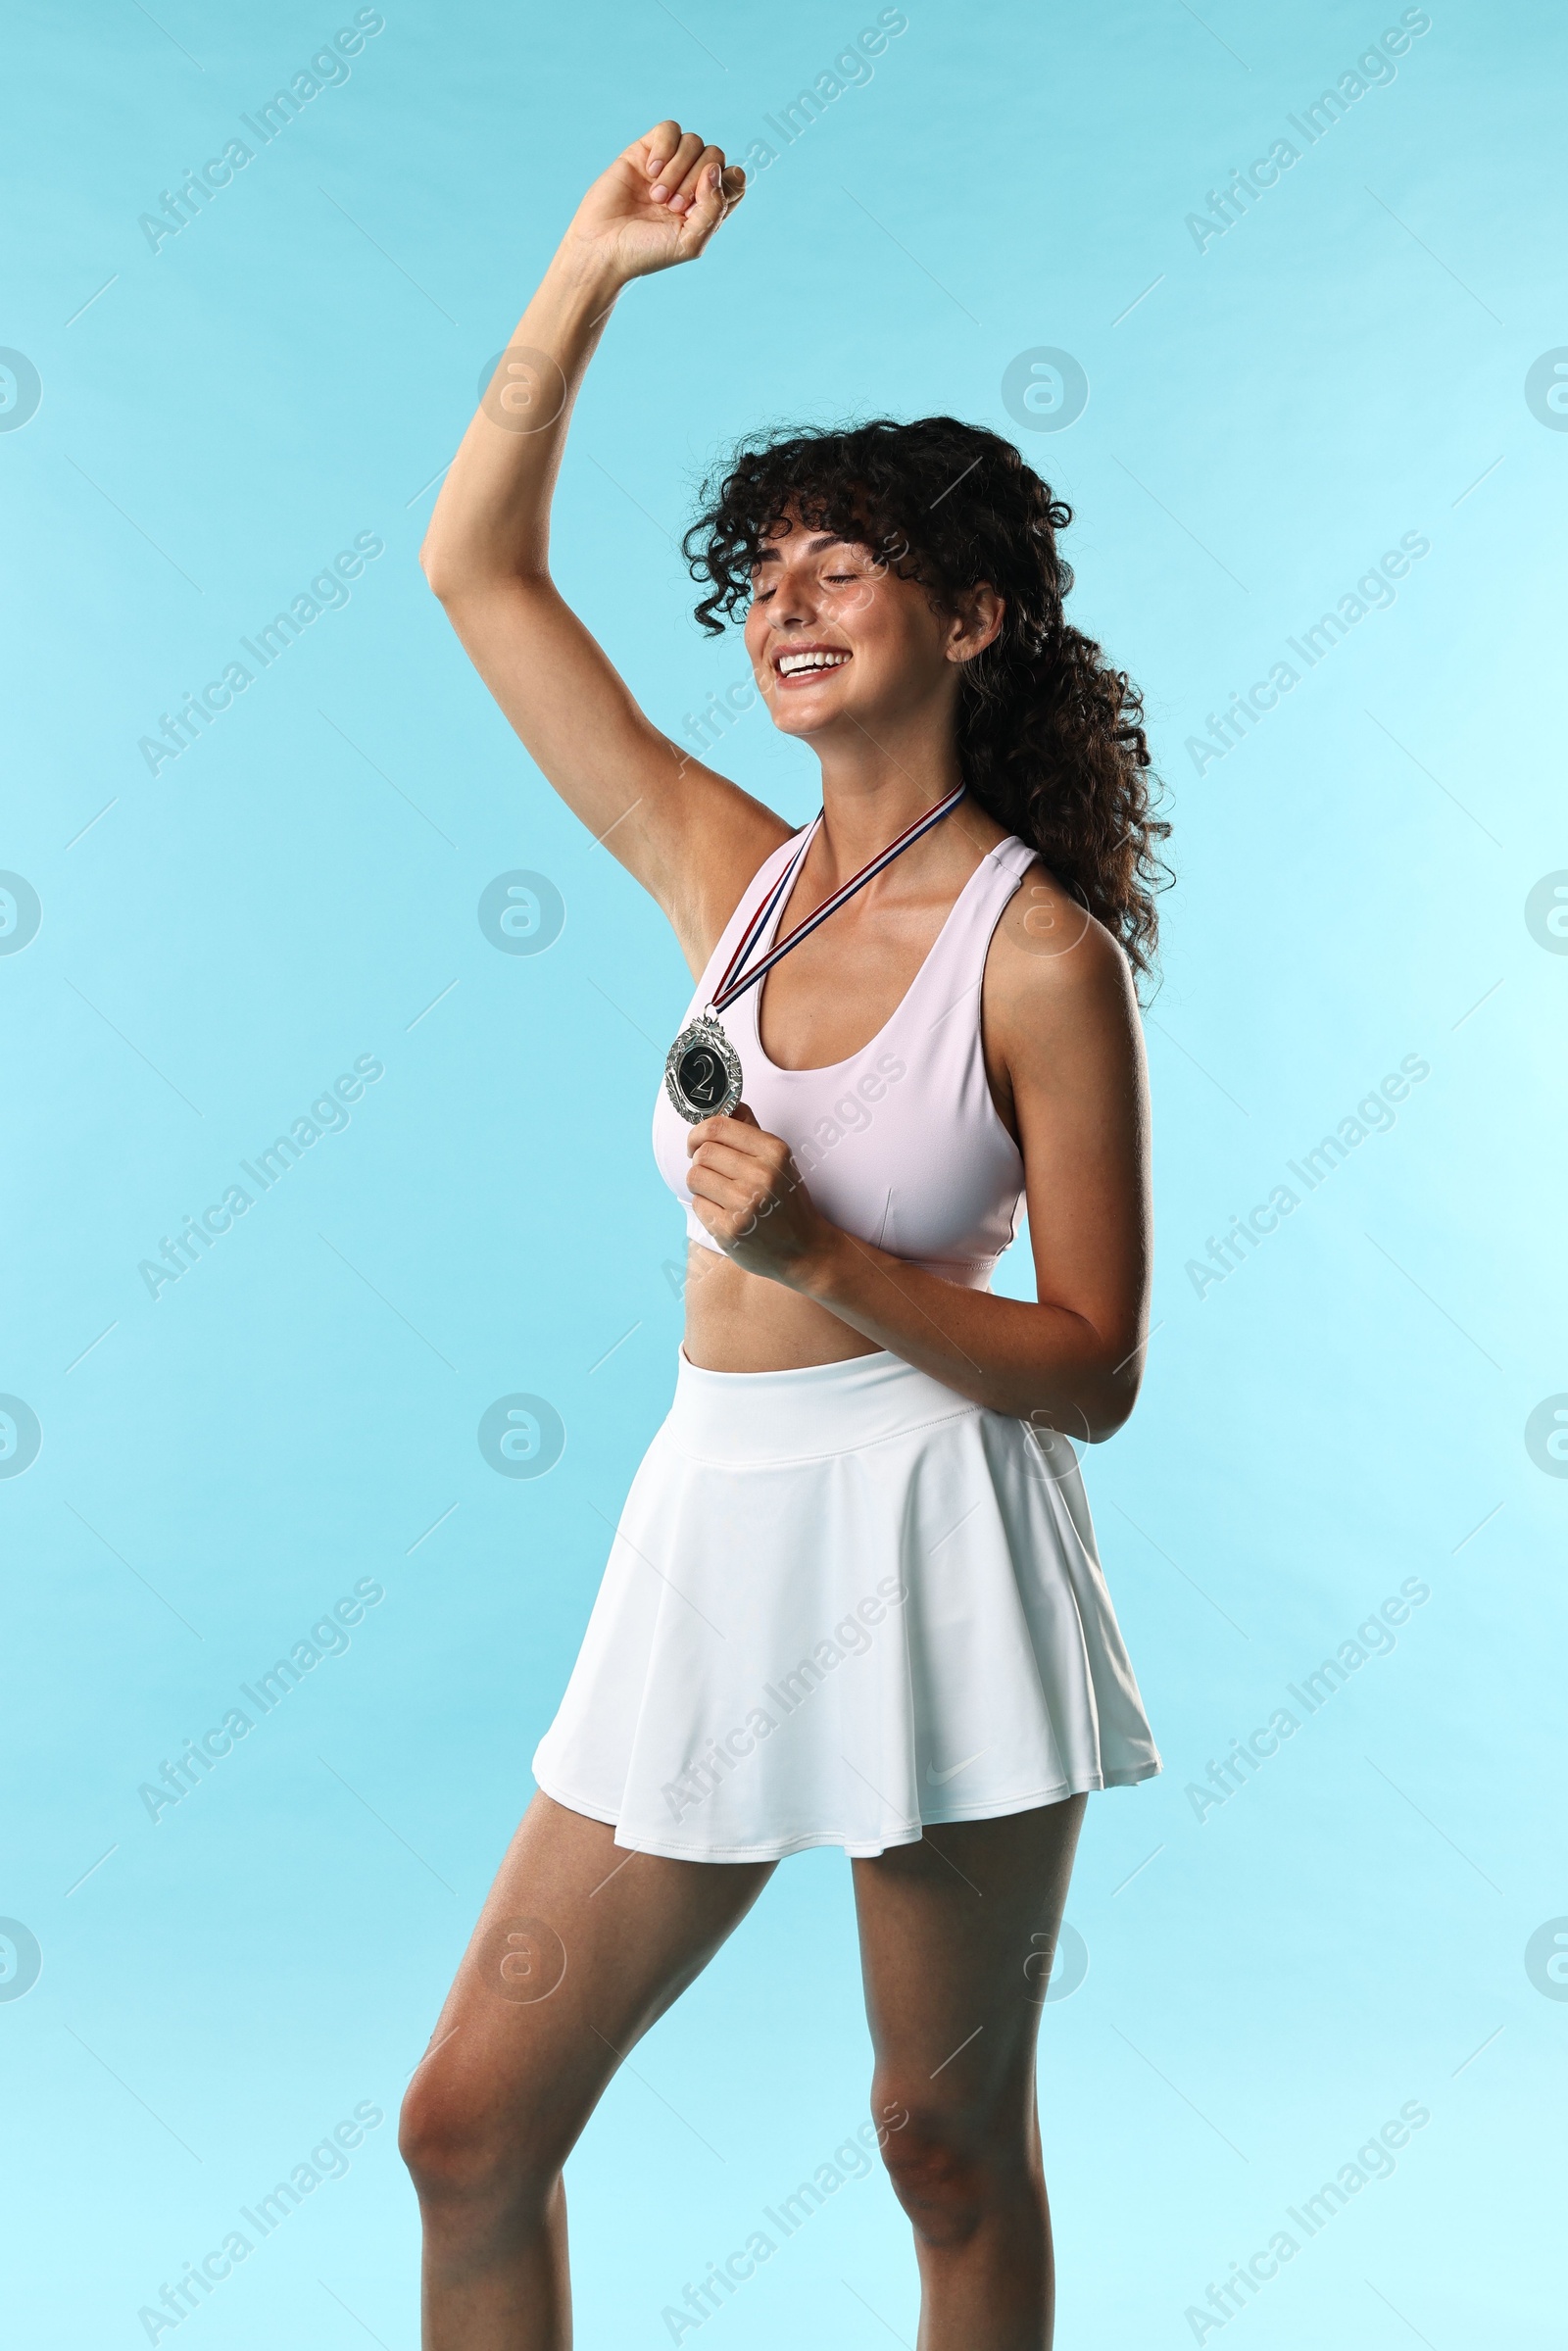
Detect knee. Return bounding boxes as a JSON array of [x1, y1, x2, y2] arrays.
[[399, 2068, 556, 2215], [398, 2072, 495, 2205], [870, 2084, 1031, 2249]]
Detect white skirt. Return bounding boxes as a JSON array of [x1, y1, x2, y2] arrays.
[[531, 1347, 1161, 1862]]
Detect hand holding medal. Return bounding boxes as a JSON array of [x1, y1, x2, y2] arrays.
[[684, 1102, 823, 1280]]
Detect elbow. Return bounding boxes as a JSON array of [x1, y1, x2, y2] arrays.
[[417, 518, 492, 605], [1056, 1339, 1144, 1445], [1085, 1358, 1144, 1444], [1085, 1396, 1136, 1445], [418, 534, 460, 605], [418, 537, 549, 609], [1025, 1310, 1144, 1445], [1021, 1372, 1137, 1450]]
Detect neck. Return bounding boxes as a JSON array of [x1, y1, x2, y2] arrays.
[[811, 717, 968, 880]]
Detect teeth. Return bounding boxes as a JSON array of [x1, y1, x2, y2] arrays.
[[778, 651, 850, 676]]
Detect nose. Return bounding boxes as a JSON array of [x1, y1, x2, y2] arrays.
[[766, 562, 820, 630]]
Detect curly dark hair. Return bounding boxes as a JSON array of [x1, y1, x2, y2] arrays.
[[682, 416, 1171, 986]]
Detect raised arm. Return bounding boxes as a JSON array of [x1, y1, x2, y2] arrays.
[[419, 123, 788, 968]]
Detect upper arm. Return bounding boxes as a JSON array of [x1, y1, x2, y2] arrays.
[[986, 876, 1152, 1375], [434, 574, 789, 972]]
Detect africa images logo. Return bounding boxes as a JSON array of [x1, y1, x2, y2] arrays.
[[134, 12, 386, 256], [478, 1396, 565, 1479], [0, 871, 42, 953], [0, 1919, 43, 2001], [0, 1396, 43, 1480], [0, 349, 42, 432], [1525, 1920, 1568, 2000], [136, 1055, 385, 1299], [136, 535, 385, 777]]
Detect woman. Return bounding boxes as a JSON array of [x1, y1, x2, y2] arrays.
[[402, 122, 1167, 2350]]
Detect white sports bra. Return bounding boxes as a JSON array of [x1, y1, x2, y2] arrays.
[[652, 829, 1036, 1291]]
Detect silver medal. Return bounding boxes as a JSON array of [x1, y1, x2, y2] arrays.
[[663, 1011, 744, 1124]]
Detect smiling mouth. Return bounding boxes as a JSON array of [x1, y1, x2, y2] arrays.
[[775, 649, 852, 687]]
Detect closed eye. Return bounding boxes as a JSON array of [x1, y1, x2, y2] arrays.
[[749, 570, 863, 603]]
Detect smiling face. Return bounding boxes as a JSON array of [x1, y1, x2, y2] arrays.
[[741, 510, 1003, 749]]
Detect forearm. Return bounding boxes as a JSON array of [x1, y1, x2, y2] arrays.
[[421, 127, 741, 597], [790, 1226, 1140, 1440], [420, 241, 622, 594]]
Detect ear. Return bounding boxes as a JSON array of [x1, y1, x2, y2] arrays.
[[945, 583, 1006, 665]]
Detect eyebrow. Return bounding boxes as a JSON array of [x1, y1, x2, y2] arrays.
[[751, 534, 855, 567]]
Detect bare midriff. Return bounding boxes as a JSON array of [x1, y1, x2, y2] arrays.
[[680, 1245, 883, 1373]]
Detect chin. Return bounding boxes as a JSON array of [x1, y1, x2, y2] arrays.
[[766, 690, 867, 741], [766, 704, 821, 739]]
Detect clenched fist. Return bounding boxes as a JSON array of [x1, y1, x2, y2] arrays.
[[685, 1103, 834, 1285], [564, 122, 746, 286]]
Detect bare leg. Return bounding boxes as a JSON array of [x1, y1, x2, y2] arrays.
[[852, 1797, 1088, 2351], [399, 1793, 774, 2349]]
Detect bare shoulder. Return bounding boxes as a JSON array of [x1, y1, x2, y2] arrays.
[[985, 858, 1141, 1077]]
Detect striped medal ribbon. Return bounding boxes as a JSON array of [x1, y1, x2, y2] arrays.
[[662, 782, 967, 1124]]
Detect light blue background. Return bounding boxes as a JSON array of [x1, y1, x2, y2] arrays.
[[3, 1, 1564, 2344]]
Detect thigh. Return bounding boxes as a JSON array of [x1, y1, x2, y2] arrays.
[[405, 1793, 774, 2172], [851, 1799, 1087, 2124]]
